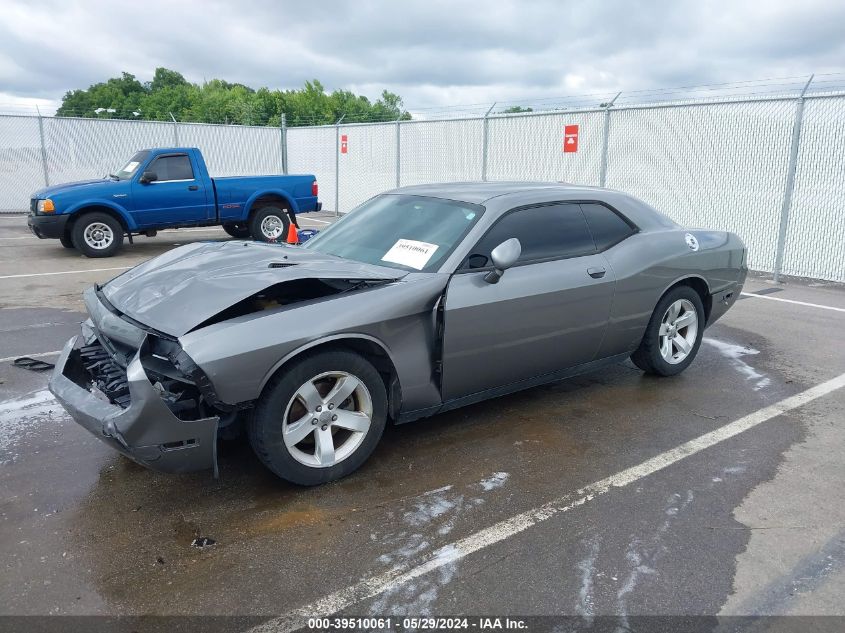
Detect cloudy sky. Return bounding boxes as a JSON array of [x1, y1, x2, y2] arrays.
[[1, 0, 843, 115]]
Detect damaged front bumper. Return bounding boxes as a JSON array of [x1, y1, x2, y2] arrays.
[[49, 335, 220, 476]]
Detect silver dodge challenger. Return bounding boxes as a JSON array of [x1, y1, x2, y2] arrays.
[[49, 182, 747, 485]]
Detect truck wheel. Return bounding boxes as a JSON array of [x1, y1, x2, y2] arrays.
[[71, 213, 124, 258], [249, 206, 290, 242], [59, 234, 75, 249], [222, 223, 251, 239], [248, 350, 387, 486]]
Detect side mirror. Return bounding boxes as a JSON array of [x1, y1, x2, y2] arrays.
[[484, 238, 521, 284], [140, 171, 157, 184]]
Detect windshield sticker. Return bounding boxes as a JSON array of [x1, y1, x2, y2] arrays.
[[123, 161, 140, 173], [381, 239, 439, 270]]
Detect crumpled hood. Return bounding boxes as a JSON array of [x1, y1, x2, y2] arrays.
[[33, 179, 112, 198], [102, 241, 406, 336]]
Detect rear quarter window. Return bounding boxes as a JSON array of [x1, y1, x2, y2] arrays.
[[580, 203, 636, 251]]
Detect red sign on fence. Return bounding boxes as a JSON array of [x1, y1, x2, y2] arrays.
[[563, 125, 579, 153], [340, 134, 348, 154]]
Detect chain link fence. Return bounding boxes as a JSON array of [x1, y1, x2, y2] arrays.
[[0, 114, 284, 213], [1, 87, 843, 281], [288, 91, 845, 282]]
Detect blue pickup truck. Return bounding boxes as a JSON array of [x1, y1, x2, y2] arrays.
[[28, 147, 321, 257]]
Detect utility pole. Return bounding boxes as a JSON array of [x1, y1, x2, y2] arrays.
[[773, 74, 814, 283], [395, 111, 403, 188], [335, 114, 345, 216], [280, 113, 288, 174], [36, 105, 50, 187], [481, 102, 496, 182], [599, 92, 621, 188], [169, 112, 180, 145]]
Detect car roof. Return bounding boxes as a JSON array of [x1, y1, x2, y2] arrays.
[[386, 181, 679, 231], [388, 181, 605, 205]]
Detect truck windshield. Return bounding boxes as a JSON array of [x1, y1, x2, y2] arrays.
[[303, 194, 484, 272], [113, 151, 150, 180]]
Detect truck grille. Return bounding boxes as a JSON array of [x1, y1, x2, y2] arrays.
[[79, 341, 131, 408]]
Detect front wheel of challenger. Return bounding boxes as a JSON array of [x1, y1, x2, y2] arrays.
[[248, 350, 388, 485], [631, 285, 705, 376]]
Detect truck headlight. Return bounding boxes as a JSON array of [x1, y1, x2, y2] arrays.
[[37, 199, 55, 213]]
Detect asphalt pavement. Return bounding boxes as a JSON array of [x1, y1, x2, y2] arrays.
[[1, 212, 844, 631]]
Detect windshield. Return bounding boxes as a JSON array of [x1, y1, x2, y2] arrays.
[[112, 150, 150, 180], [304, 194, 485, 272]]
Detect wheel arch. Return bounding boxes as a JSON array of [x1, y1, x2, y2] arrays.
[[66, 203, 135, 235], [258, 335, 402, 421], [661, 275, 712, 324], [245, 190, 299, 221]]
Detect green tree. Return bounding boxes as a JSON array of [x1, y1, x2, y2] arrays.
[[56, 69, 412, 126], [500, 105, 533, 114]]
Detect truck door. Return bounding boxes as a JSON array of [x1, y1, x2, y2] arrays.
[[131, 153, 211, 226]]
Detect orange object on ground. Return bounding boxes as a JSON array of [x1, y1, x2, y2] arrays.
[[286, 221, 298, 244]]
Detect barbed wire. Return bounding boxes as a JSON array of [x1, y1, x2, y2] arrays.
[[1, 72, 844, 126]]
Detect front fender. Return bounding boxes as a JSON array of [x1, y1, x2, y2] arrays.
[[244, 189, 299, 219], [65, 199, 138, 230], [257, 333, 397, 395]]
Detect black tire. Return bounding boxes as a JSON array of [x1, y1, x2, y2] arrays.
[[249, 205, 291, 243], [70, 212, 124, 258], [631, 285, 705, 377], [59, 233, 75, 249], [248, 350, 387, 486], [222, 223, 251, 239]]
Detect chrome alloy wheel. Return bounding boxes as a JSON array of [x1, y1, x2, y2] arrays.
[[260, 214, 284, 240], [658, 298, 699, 364], [282, 371, 373, 468], [83, 222, 114, 250]]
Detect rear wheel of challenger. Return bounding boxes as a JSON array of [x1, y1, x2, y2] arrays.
[[248, 350, 387, 485], [222, 222, 251, 239], [59, 233, 75, 249], [631, 285, 705, 376], [249, 205, 290, 242], [71, 212, 124, 258]]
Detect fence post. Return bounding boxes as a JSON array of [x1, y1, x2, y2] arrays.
[[395, 113, 403, 188], [481, 102, 496, 182], [773, 74, 814, 283], [599, 92, 621, 188], [35, 106, 50, 187], [334, 114, 345, 216], [280, 113, 288, 174], [169, 112, 180, 145]]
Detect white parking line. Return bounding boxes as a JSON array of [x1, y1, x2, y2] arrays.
[[251, 371, 845, 633], [0, 266, 130, 280], [299, 217, 331, 225], [741, 292, 845, 313], [0, 350, 61, 364]]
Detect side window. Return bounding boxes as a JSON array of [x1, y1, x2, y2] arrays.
[[464, 203, 596, 268], [149, 155, 194, 181], [580, 203, 635, 251]]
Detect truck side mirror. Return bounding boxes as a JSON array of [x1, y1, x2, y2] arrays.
[[484, 238, 521, 284], [140, 171, 157, 184]]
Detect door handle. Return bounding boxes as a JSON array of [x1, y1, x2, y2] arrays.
[[587, 266, 606, 279], [188, 185, 199, 191]]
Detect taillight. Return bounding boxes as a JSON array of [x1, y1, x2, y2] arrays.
[[312, 180, 318, 197]]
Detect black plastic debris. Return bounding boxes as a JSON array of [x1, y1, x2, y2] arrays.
[[13, 357, 55, 372], [191, 537, 216, 548]]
